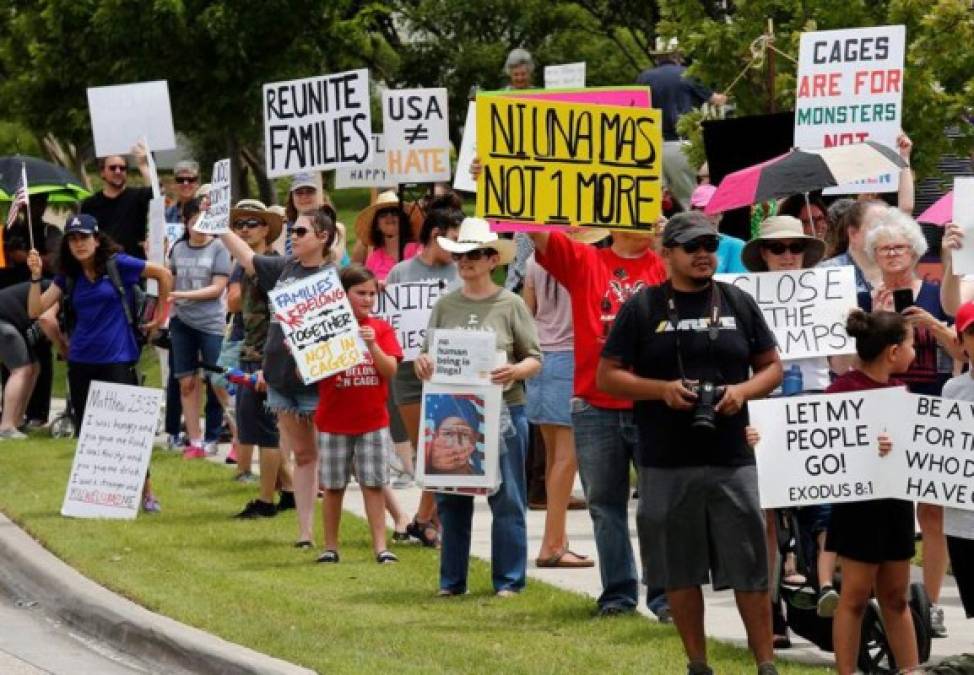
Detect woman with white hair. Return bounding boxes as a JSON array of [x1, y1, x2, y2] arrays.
[[504, 48, 534, 90], [858, 207, 964, 639]]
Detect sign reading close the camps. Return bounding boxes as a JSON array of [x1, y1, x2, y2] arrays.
[[475, 96, 662, 230], [795, 25, 905, 194], [715, 266, 857, 359], [268, 267, 363, 384], [61, 382, 162, 519], [262, 69, 372, 178], [382, 88, 451, 183], [193, 159, 231, 234], [87, 80, 176, 157], [544, 62, 586, 89], [335, 134, 388, 189], [950, 177, 974, 275], [372, 279, 449, 361]]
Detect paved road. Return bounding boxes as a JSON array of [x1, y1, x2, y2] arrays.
[[0, 591, 144, 675]]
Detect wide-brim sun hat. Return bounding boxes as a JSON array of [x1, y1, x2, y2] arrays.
[[437, 217, 515, 265], [565, 227, 610, 245], [230, 199, 283, 244], [354, 190, 423, 246], [742, 215, 826, 272]]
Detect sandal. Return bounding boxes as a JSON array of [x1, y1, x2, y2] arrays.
[[392, 530, 410, 543], [406, 517, 440, 548], [316, 549, 340, 564], [294, 540, 313, 550], [376, 550, 399, 564], [536, 548, 594, 568]]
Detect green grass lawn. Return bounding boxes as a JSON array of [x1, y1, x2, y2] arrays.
[[0, 437, 828, 675], [51, 349, 162, 401]]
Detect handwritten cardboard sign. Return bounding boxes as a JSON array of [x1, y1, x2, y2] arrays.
[[429, 329, 497, 385], [268, 267, 363, 384], [193, 159, 231, 234], [715, 266, 857, 359], [950, 177, 974, 275], [476, 96, 662, 230], [87, 80, 176, 157], [544, 62, 586, 89], [795, 25, 905, 194], [372, 279, 449, 361], [383, 88, 451, 183], [335, 134, 389, 189], [262, 68, 372, 178], [61, 382, 162, 519]]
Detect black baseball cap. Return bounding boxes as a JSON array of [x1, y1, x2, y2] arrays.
[[661, 211, 718, 247]]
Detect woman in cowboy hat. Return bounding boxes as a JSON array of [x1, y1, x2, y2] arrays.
[[414, 217, 541, 597], [351, 190, 421, 281]]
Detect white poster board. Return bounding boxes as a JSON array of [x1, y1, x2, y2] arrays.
[[334, 134, 389, 189], [453, 101, 478, 193], [716, 267, 857, 359], [950, 177, 974, 275], [267, 267, 364, 384], [61, 382, 163, 519], [794, 25, 905, 194], [429, 329, 497, 385], [544, 62, 586, 89], [415, 382, 502, 490], [262, 69, 372, 178], [87, 81, 176, 157], [193, 159, 231, 234], [146, 197, 166, 295], [372, 279, 449, 361], [383, 88, 451, 183]]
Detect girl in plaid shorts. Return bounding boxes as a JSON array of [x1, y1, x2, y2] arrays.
[[314, 265, 403, 564]]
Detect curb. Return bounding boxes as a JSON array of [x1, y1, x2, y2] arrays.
[[0, 513, 315, 675]]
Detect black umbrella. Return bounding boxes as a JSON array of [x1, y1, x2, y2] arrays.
[[0, 155, 90, 202]]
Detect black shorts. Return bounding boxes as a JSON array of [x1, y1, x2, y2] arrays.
[[826, 498, 915, 563], [236, 361, 279, 448]]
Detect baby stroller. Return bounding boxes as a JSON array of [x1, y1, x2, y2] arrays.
[[49, 365, 75, 439], [775, 507, 932, 673]]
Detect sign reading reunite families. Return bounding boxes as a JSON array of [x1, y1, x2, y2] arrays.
[[262, 68, 372, 178], [62, 382, 163, 520], [429, 329, 497, 385], [382, 88, 451, 183], [268, 267, 363, 384], [751, 388, 974, 511], [86, 80, 176, 157], [372, 279, 449, 361], [795, 25, 905, 194], [715, 266, 857, 359], [476, 96, 662, 229], [193, 159, 231, 234]]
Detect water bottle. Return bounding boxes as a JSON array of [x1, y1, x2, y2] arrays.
[[782, 364, 803, 396]]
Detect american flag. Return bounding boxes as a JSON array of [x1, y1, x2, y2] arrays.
[[5, 163, 29, 229]]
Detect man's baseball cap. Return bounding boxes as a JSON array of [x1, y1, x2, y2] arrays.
[[173, 160, 200, 177], [64, 214, 99, 235], [956, 301, 974, 338], [661, 211, 718, 247]]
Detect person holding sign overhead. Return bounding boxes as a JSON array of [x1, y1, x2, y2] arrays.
[[414, 217, 541, 597]]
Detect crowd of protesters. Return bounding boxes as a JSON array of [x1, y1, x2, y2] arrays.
[[2, 45, 974, 675]]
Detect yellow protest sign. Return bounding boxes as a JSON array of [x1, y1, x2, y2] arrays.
[[475, 96, 662, 230]]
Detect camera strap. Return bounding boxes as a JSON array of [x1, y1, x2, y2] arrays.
[[664, 280, 721, 382]]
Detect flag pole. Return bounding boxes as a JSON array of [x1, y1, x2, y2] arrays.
[[22, 163, 34, 251]]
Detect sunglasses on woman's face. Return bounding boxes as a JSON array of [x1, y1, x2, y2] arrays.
[[232, 218, 265, 231], [291, 226, 315, 238], [761, 240, 808, 255], [451, 248, 496, 262], [174, 176, 198, 185], [678, 237, 719, 254]]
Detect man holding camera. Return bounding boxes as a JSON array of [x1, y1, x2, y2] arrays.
[[596, 212, 783, 675]]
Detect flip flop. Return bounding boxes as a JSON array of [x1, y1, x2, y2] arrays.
[[536, 549, 595, 568]]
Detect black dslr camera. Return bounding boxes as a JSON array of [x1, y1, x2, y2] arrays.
[[684, 380, 725, 431]]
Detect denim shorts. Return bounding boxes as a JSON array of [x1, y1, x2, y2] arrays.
[[266, 383, 319, 416], [525, 350, 572, 426], [169, 316, 224, 379]]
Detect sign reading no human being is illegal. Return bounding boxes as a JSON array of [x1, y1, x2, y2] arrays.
[[263, 69, 373, 178], [475, 96, 662, 230]]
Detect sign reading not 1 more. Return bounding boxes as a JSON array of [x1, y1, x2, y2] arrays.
[[794, 24, 905, 194], [262, 69, 373, 178], [382, 88, 452, 183]]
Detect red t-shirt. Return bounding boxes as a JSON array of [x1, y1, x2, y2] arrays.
[[315, 317, 403, 434], [536, 232, 666, 409], [826, 369, 904, 394]]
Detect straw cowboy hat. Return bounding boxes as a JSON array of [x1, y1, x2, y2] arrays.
[[565, 227, 610, 245], [742, 215, 826, 272], [437, 217, 516, 264], [354, 190, 423, 246], [230, 199, 283, 244]]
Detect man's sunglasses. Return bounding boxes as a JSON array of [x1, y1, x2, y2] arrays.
[[106, 164, 127, 173], [761, 240, 808, 255], [232, 218, 265, 231], [175, 176, 198, 185], [676, 237, 719, 254], [451, 248, 496, 262]]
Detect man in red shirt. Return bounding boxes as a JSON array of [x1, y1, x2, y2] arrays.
[[532, 229, 669, 617]]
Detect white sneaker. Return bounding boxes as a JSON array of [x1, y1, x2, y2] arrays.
[[0, 428, 28, 440], [204, 441, 220, 456], [930, 603, 947, 637]]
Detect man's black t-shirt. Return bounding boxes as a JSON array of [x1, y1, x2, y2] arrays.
[[602, 282, 777, 468], [81, 187, 153, 259], [635, 63, 713, 141]]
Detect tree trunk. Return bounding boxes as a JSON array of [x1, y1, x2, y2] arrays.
[[240, 145, 275, 205]]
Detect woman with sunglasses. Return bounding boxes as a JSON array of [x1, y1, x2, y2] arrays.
[[220, 207, 337, 546], [414, 217, 541, 597], [352, 191, 420, 280], [27, 214, 171, 511]]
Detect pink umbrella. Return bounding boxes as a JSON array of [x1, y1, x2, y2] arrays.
[[917, 191, 952, 226]]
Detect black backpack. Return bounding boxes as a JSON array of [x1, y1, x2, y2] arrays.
[[61, 255, 147, 350]]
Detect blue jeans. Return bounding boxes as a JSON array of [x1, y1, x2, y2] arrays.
[[571, 398, 641, 610], [436, 404, 528, 594]]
